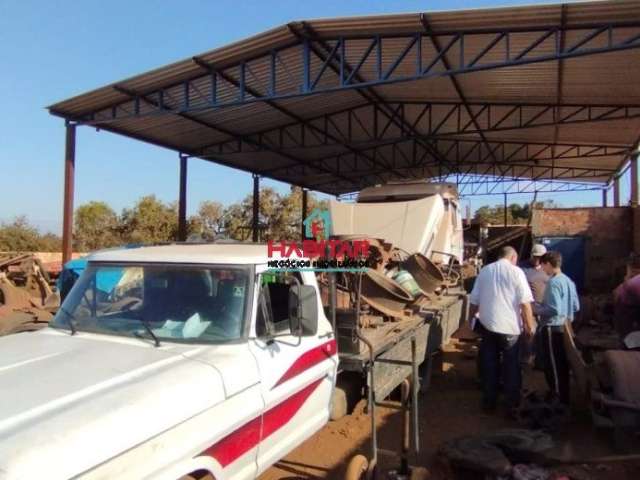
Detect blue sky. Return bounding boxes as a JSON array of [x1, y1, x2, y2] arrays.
[[0, 0, 613, 234]]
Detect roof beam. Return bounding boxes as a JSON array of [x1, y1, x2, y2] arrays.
[[313, 162, 613, 186], [338, 177, 603, 198], [420, 14, 499, 165], [58, 21, 640, 123], [111, 85, 359, 188], [551, 6, 568, 164], [288, 23, 424, 176], [196, 101, 640, 154], [190, 56, 391, 185], [455, 177, 603, 196], [264, 136, 627, 178]]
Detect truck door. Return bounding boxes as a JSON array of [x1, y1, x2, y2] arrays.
[[249, 268, 338, 475]]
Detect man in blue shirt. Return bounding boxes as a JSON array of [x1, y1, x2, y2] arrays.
[[534, 251, 580, 404]]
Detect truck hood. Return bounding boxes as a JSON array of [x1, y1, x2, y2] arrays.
[[0, 329, 228, 479]]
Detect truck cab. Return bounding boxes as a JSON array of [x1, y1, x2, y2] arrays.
[[0, 244, 338, 480]]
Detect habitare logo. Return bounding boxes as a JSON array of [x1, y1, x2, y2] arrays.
[[267, 208, 371, 272]]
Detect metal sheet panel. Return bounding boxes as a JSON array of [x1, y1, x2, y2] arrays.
[[47, 0, 640, 194]]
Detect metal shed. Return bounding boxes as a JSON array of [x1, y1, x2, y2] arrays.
[[48, 0, 640, 262]]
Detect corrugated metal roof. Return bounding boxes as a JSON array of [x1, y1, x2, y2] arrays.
[[48, 0, 640, 195]]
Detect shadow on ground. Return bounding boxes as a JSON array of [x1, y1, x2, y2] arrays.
[[260, 340, 640, 480]]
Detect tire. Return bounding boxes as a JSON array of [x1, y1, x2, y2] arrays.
[[345, 454, 369, 480], [179, 473, 214, 480], [439, 429, 553, 476], [604, 350, 640, 403], [331, 386, 348, 420], [331, 374, 363, 420]]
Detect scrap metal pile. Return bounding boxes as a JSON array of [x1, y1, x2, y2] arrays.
[[321, 236, 462, 327], [0, 254, 59, 335]]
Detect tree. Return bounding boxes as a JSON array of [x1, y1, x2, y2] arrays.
[[222, 188, 281, 241], [534, 199, 556, 209], [473, 203, 526, 225], [0, 216, 62, 252], [74, 201, 120, 251], [473, 199, 557, 225], [221, 202, 250, 240], [278, 186, 330, 239], [0, 216, 44, 251], [39, 233, 63, 252], [120, 195, 178, 244], [473, 205, 503, 225], [188, 200, 224, 240], [219, 187, 331, 241]]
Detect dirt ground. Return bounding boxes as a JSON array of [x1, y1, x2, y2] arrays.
[[260, 339, 640, 480]]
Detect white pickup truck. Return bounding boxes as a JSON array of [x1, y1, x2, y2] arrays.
[[0, 244, 338, 480]]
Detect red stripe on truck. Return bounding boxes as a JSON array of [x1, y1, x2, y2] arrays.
[[273, 339, 337, 388], [202, 417, 261, 468], [202, 378, 323, 467]]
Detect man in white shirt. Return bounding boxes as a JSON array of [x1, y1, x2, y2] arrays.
[[469, 246, 535, 412]]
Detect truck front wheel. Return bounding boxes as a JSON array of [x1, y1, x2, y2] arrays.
[[331, 373, 363, 420], [330, 386, 348, 420], [179, 472, 214, 480], [345, 454, 369, 480]]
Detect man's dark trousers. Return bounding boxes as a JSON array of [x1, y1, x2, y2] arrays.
[[478, 323, 522, 409], [540, 324, 570, 404]]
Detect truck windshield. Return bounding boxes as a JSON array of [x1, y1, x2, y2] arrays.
[[51, 263, 250, 343]]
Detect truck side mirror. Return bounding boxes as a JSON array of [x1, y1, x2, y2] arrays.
[[288, 284, 318, 336]]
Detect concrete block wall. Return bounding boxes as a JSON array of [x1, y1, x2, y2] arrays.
[[531, 207, 632, 293]]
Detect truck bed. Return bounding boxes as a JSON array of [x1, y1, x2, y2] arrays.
[[336, 288, 467, 402]]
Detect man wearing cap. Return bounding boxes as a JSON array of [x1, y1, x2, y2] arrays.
[[520, 244, 550, 367], [521, 244, 550, 304]]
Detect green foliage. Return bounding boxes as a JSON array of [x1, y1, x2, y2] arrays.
[[473, 200, 556, 225], [120, 195, 178, 244], [39, 233, 63, 252], [277, 186, 330, 240], [0, 216, 62, 252], [221, 202, 250, 241], [221, 187, 281, 241], [220, 186, 330, 241], [188, 200, 224, 240], [2, 188, 333, 253], [74, 201, 120, 251]]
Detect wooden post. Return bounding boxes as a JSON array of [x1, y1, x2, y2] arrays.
[[602, 188, 608, 207], [614, 176, 621, 206], [62, 123, 76, 264]]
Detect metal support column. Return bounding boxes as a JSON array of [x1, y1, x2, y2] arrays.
[[178, 154, 188, 241], [301, 188, 308, 240], [631, 153, 639, 207], [62, 123, 76, 264], [602, 188, 608, 207], [252, 174, 260, 242], [614, 176, 621, 206], [503, 193, 508, 226]]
